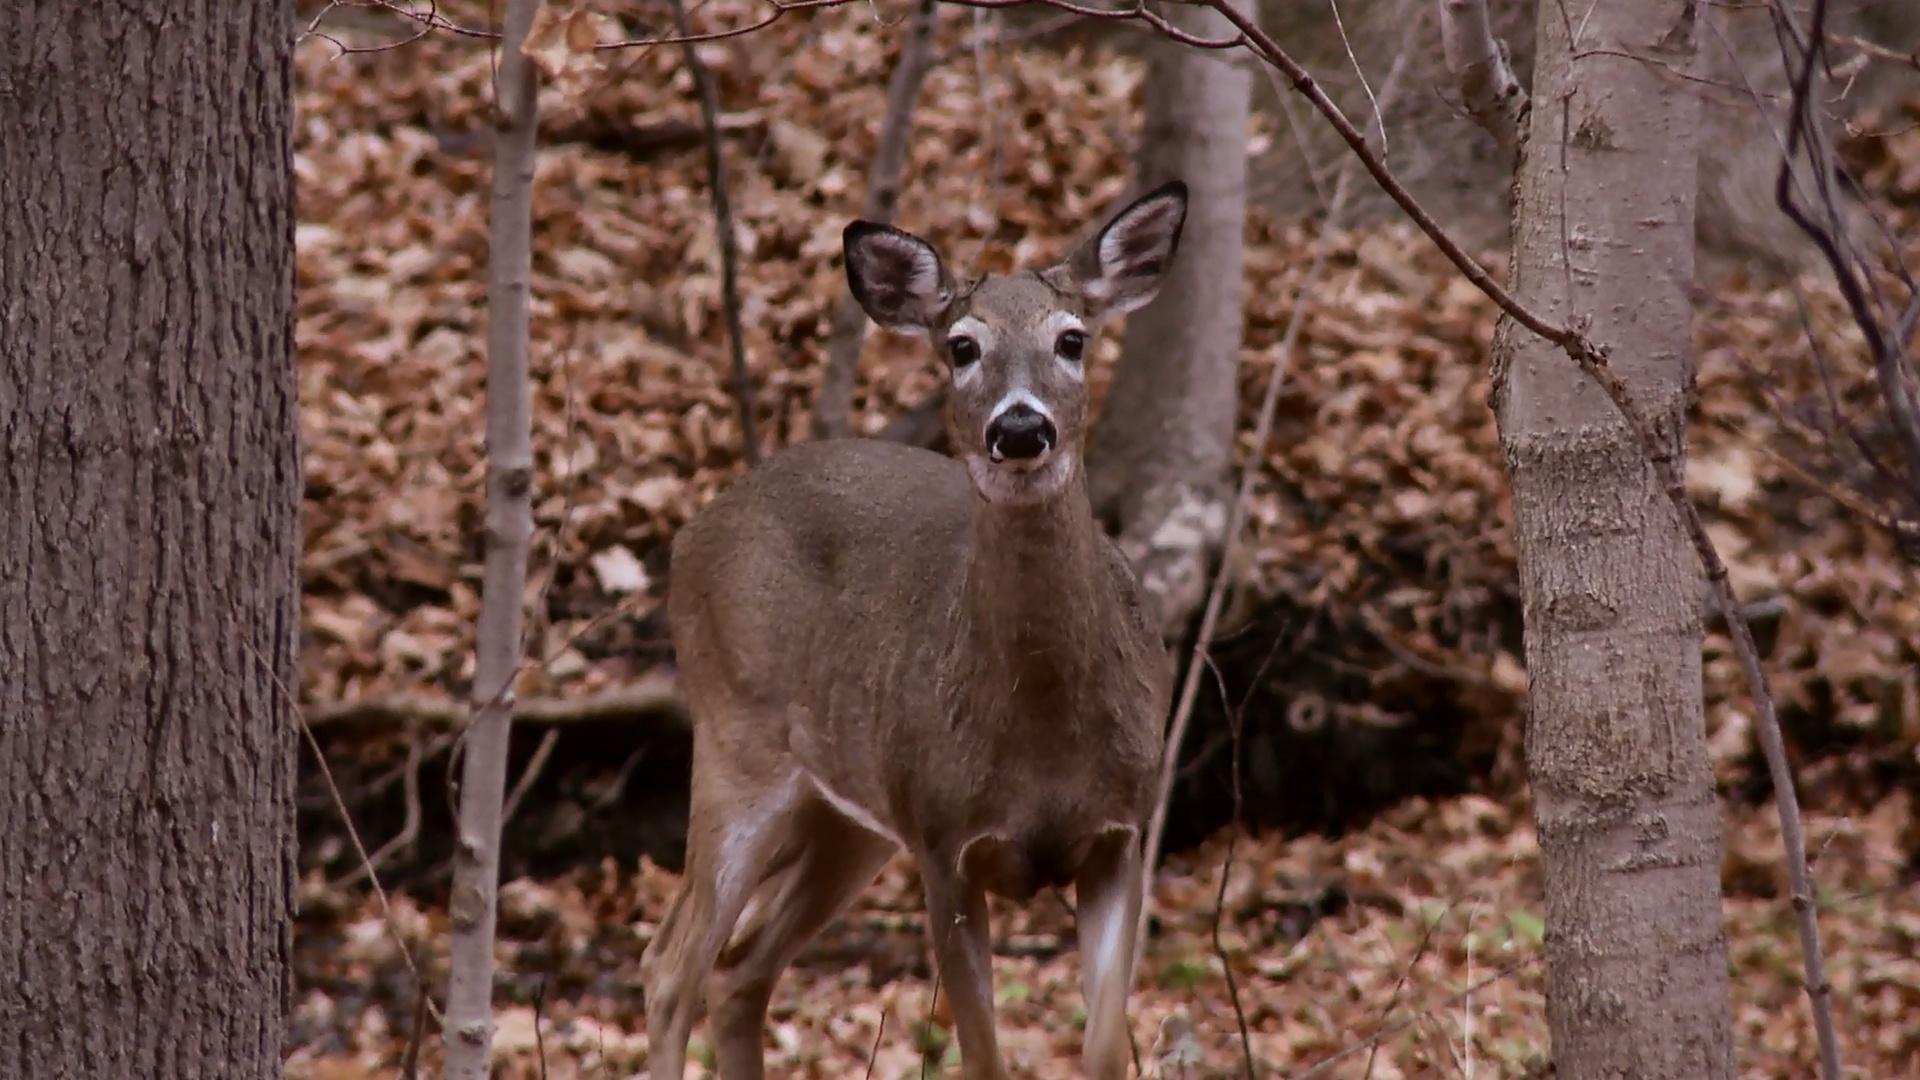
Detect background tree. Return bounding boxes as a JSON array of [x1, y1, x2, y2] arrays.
[[1488, 0, 1737, 1074], [0, 3, 298, 1077], [1087, 0, 1252, 635]]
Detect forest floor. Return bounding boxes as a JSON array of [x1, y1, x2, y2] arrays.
[[289, 793, 1919, 1078], [288, 1, 1919, 1076]]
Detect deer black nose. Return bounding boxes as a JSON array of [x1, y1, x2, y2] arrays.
[[986, 404, 1057, 462]]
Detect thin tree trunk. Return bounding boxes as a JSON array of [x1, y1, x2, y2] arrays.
[[0, 3, 297, 1077], [1086, 0, 1251, 636], [442, 0, 543, 1073], [1494, 1, 1735, 1075], [813, 0, 940, 440]]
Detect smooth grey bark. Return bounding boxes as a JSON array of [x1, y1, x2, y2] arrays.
[[1493, 0, 1735, 1076], [443, 0, 543, 1073], [1086, 0, 1251, 637], [0, 3, 298, 1077]]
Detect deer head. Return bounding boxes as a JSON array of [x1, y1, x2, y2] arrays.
[[843, 182, 1189, 505]]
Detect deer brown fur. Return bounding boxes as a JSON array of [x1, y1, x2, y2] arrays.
[[641, 183, 1189, 1080]]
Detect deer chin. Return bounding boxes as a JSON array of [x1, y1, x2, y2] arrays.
[[966, 449, 1075, 506]]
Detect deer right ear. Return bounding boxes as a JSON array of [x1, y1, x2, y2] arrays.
[[1052, 180, 1188, 318], [844, 222, 954, 333]]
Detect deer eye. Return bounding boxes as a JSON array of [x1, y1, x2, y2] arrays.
[[1055, 329, 1087, 362], [947, 335, 981, 368]]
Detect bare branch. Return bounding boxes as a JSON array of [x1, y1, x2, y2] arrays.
[[1288, 962, 1530, 1080], [675, 0, 762, 463], [1139, 0, 1426, 951], [1830, 30, 1920, 73], [333, 725, 428, 889], [1437, 0, 1526, 157], [1199, 0, 1590, 358], [814, 0, 941, 439], [1771, 0, 1920, 515], [238, 627, 438, 1021], [502, 728, 562, 828], [1565, 346, 1846, 1080]]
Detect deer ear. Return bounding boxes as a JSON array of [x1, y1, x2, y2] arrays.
[[844, 222, 955, 333], [1054, 181, 1188, 317]]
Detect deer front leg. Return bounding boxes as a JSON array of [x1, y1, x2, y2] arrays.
[[919, 858, 1007, 1080], [1074, 827, 1143, 1080]]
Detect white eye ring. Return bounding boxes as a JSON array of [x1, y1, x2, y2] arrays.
[[1043, 312, 1088, 380]]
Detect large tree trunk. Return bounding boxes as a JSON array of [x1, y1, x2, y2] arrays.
[[1086, 0, 1251, 636], [1495, 1, 1735, 1076], [0, 4, 297, 1078]]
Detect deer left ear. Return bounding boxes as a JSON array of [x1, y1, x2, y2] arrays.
[[1051, 181, 1188, 318]]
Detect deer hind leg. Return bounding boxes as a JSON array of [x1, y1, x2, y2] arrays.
[[706, 795, 897, 1080], [641, 765, 802, 1080], [1074, 826, 1143, 1080], [919, 856, 1008, 1080]]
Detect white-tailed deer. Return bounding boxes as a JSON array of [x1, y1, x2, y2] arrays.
[[641, 182, 1188, 1079]]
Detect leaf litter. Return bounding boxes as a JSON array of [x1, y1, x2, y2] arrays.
[[290, 3, 1920, 1075]]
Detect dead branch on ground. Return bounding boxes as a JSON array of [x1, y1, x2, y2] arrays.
[[306, 677, 688, 731]]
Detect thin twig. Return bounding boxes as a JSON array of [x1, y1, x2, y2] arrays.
[[236, 630, 437, 1021], [1138, 8, 1422, 952], [502, 727, 562, 827], [1286, 963, 1529, 1080], [1326, 0, 1387, 160], [928, 9, 1084, 64], [1362, 898, 1455, 1080], [814, 0, 941, 439], [675, 0, 761, 463], [919, 962, 945, 1079], [1204, 637, 1284, 1080], [400, 985, 431, 1080], [865, 1007, 889, 1079], [1772, 1, 1920, 511], [533, 975, 551, 1080], [1829, 31, 1920, 73], [1569, 337, 1846, 1080], [333, 722, 427, 889]]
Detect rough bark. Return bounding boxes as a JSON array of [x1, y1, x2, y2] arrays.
[[813, 0, 940, 440], [442, 0, 543, 1073], [1086, 0, 1251, 637], [1493, 0, 1735, 1076], [0, 3, 298, 1077]]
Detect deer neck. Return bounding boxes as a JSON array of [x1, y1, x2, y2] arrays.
[[955, 460, 1118, 691]]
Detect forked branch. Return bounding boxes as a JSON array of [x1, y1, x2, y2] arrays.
[[1436, 0, 1526, 159]]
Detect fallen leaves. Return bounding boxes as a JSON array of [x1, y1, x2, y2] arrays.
[[287, 2, 1920, 1075]]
